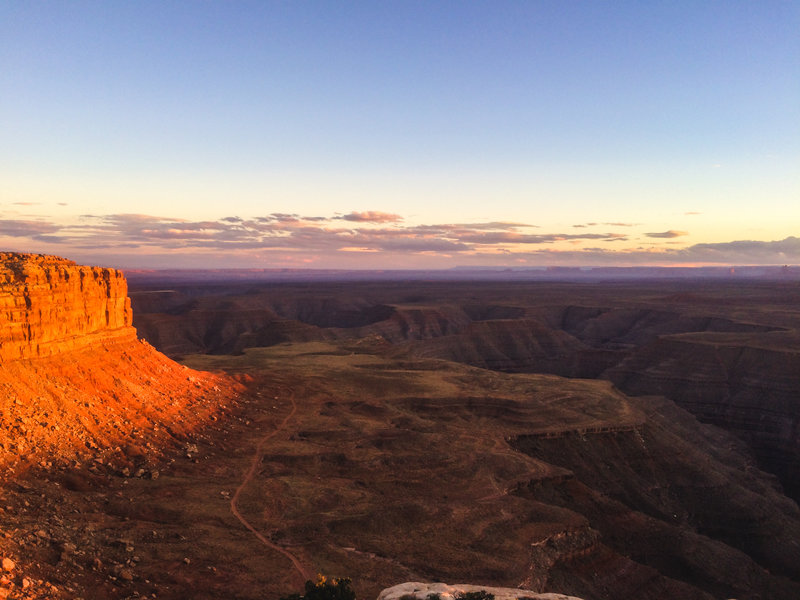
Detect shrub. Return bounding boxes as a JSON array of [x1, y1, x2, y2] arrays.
[[280, 575, 356, 600], [454, 592, 494, 600]]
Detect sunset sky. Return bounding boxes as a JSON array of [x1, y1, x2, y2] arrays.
[[1, 1, 798, 269]]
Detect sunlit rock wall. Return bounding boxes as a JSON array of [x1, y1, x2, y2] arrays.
[[0, 253, 136, 361]]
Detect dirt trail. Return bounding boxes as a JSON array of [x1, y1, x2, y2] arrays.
[[230, 390, 311, 584]]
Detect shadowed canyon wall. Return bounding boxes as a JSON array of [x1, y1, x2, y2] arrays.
[[605, 333, 800, 500]]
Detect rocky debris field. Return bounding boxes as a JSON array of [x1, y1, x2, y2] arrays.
[[0, 392, 253, 600]]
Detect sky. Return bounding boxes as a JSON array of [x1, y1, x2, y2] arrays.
[[1, 1, 798, 270]]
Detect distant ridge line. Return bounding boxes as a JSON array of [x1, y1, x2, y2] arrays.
[[123, 264, 800, 285]]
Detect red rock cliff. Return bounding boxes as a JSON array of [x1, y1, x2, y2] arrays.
[[0, 253, 241, 477], [0, 253, 137, 361]]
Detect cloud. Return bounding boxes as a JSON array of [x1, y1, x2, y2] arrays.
[[506, 237, 800, 266], [451, 221, 535, 230], [456, 231, 627, 244], [677, 237, 800, 264], [0, 212, 627, 256], [3, 211, 799, 268], [359, 237, 470, 252], [338, 211, 403, 223], [574, 222, 635, 227], [0, 219, 60, 238], [646, 230, 688, 238], [684, 211, 701, 216]]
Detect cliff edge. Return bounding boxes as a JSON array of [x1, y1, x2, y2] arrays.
[[0, 252, 135, 361], [0, 253, 240, 476]]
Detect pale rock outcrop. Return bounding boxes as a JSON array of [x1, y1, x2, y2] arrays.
[[378, 582, 583, 600]]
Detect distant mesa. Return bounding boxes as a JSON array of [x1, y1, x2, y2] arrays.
[[0, 252, 239, 476], [0, 252, 134, 361]]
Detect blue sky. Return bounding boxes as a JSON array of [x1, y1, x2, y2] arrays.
[[1, 1, 798, 269]]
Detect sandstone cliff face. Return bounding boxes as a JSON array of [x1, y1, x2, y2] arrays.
[[0, 253, 134, 361], [0, 253, 240, 476]]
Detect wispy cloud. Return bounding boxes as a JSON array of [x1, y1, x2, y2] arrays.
[[510, 237, 800, 266], [337, 211, 403, 223], [0, 219, 60, 238], [677, 237, 800, 264], [646, 230, 688, 238], [0, 212, 632, 256], [1, 211, 797, 267], [574, 222, 635, 228], [451, 221, 535, 230]]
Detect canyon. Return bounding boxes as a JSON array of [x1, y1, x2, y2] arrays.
[[130, 278, 800, 504], [0, 255, 799, 599]]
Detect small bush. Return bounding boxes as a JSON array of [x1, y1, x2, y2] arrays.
[[454, 592, 494, 600], [426, 594, 441, 600], [280, 575, 356, 600]]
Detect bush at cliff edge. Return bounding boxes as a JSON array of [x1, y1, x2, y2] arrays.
[[280, 575, 356, 600]]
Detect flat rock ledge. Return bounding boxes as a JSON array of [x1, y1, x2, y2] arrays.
[[378, 583, 583, 600]]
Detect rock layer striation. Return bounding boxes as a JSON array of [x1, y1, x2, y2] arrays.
[[0, 253, 134, 361]]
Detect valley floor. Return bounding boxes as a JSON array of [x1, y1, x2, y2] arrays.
[[3, 341, 799, 600]]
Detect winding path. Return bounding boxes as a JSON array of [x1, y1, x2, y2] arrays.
[[229, 389, 311, 583]]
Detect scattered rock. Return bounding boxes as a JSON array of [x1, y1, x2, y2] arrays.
[[61, 542, 77, 554], [0, 558, 14, 572]]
